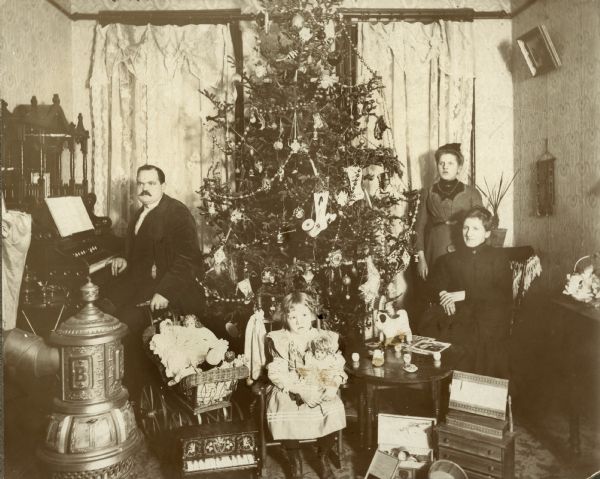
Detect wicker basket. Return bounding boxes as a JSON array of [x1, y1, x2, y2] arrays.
[[176, 364, 249, 412], [143, 325, 249, 413]]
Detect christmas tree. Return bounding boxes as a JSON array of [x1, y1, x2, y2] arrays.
[[198, 0, 418, 338]]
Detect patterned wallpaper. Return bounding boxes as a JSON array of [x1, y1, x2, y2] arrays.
[[0, 0, 73, 118], [512, 0, 600, 293]]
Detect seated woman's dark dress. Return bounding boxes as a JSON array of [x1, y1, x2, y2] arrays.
[[419, 244, 512, 378]]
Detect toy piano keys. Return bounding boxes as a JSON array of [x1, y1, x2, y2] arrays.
[[167, 420, 259, 478]]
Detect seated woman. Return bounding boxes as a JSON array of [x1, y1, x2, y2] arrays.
[[265, 292, 347, 479], [419, 206, 512, 378]]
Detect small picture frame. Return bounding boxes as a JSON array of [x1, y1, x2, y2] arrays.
[[517, 24, 562, 77]]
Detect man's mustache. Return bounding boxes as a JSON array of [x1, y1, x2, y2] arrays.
[[139, 191, 151, 196]]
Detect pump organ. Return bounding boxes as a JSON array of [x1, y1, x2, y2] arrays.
[[1, 95, 118, 302]]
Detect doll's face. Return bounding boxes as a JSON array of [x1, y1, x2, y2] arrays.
[[314, 349, 327, 361], [462, 217, 491, 248], [286, 304, 314, 334], [437, 153, 461, 181]]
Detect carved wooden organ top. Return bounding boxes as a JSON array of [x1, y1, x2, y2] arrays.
[[1, 94, 90, 211]]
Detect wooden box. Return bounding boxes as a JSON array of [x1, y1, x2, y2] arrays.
[[366, 414, 436, 479], [436, 371, 514, 479], [436, 424, 515, 479]]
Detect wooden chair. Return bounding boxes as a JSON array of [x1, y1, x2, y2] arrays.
[[248, 317, 344, 476]]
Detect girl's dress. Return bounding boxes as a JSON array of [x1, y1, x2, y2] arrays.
[[266, 328, 347, 440], [420, 244, 513, 378], [415, 180, 483, 267]]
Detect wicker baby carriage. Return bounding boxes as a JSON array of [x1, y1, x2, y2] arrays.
[[138, 324, 249, 443]]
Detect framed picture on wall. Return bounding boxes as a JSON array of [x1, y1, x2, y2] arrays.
[[517, 24, 562, 77]]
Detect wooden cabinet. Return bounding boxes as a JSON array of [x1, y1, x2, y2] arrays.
[[436, 424, 515, 479]]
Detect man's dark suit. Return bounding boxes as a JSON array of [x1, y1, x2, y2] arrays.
[[105, 194, 203, 399]]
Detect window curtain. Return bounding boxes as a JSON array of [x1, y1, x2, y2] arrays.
[[357, 21, 475, 191], [89, 23, 236, 250]]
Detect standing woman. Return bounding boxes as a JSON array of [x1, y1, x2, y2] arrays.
[[415, 143, 483, 280]]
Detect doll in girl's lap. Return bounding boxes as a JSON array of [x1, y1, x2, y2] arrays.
[[266, 292, 347, 479]]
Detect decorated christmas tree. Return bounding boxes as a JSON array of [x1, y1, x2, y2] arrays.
[[198, 0, 418, 338]]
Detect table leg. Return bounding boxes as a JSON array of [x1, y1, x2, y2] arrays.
[[561, 309, 581, 456], [431, 380, 441, 421], [365, 383, 375, 450], [357, 384, 365, 447]]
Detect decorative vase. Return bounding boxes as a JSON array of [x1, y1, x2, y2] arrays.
[[487, 228, 507, 248]]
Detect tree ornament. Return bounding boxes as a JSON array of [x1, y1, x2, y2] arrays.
[[336, 191, 349, 207], [342, 275, 352, 286], [273, 140, 284, 150], [294, 207, 305, 219], [327, 249, 343, 267], [289, 139, 302, 153], [327, 51, 341, 66], [299, 27, 312, 43], [292, 13, 305, 29], [231, 73, 242, 84], [276, 231, 284, 244], [302, 269, 314, 285], [344, 166, 365, 204]]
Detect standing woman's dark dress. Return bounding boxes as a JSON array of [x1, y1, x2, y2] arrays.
[[420, 244, 513, 378]]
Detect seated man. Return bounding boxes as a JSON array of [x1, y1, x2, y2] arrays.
[[418, 206, 513, 379], [105, 164, 205, 399]]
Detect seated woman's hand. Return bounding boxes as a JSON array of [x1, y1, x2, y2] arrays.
[[439, 290, 465, 316]]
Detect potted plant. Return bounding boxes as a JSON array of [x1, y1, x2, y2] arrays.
[[476, 171, 517, 247]]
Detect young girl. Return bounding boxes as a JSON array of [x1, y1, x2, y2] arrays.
[[266, 292, 347, 479], [420, 206, 513, 378]]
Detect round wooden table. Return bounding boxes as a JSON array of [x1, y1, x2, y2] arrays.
[[345, 347, 454, 449]]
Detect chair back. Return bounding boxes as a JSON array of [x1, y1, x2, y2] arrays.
[[502, 246, 542, 333]]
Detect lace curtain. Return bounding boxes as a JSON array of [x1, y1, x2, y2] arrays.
[[89, 23, 236, 249], [358, 21, 475, 190]]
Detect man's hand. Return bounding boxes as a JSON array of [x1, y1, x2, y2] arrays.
[[439, 290, 465, 316], [111, 257, 127, 276], [417, 251, 428, 280], [150, 293, 169, 311]]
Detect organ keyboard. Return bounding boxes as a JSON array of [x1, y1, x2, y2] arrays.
[[168, 420, 259, 478]]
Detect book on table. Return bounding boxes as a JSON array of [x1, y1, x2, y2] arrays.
[[408, 337, 451, 355]]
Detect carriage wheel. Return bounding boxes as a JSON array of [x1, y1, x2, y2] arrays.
[[138, 383, 169, 440], [166, 403, 194, 429]]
